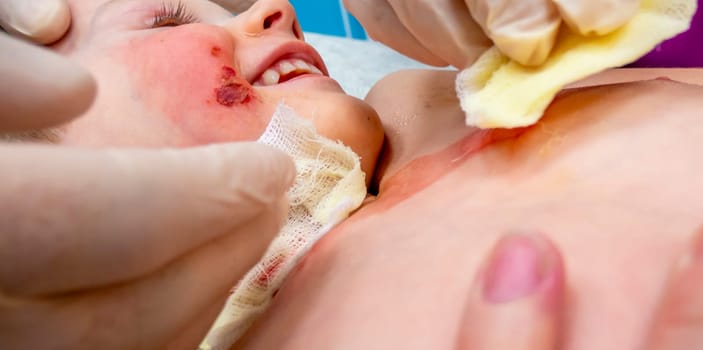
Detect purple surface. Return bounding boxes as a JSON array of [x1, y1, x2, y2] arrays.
[[628, 0, 703, 67]]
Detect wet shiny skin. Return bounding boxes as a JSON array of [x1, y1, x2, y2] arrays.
[[235, 71, 703, 350]]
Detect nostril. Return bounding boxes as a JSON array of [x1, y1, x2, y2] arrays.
[[263, 12, 282, 29], [292, 19, 302, 39]]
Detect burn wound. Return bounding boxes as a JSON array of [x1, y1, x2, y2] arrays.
[[215, 66, 254, 106]]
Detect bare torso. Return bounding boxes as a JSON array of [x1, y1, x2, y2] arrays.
[[235, 69, 703, 350]]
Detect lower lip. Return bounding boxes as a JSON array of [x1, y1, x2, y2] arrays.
[[256, 74, 344, 91]]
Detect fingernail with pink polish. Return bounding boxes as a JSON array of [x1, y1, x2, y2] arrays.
[[482, 233, 559, 303]]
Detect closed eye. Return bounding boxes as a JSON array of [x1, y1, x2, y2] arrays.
[[151, 1, 198, 28]]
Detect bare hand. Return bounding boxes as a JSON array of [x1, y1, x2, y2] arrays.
[[457, 229, 703, 349]]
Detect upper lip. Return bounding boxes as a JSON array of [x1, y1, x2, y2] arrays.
[[246, 41, 329, 84]]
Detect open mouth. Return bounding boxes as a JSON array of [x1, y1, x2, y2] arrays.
[[253, 57, 324, 86]]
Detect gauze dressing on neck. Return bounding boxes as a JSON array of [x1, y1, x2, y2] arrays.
[[457, 0, 697, 129], [200, 105, 367, 350]]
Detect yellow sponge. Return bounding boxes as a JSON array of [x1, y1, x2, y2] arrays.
[[457, 0, 697, 129]]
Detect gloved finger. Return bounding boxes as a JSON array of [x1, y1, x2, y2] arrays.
[[645, 228, 703, 350], [552, 0, 640, 36], [466, 0, 561, 66], [388, 0, 492, 69], [0, 206, 284, 350], [0, 0, 71, 44], [0, 34, 96, 131], [457, 233, 565, 350], [164, 295, 229, 350], [0, 142, 295, 297], [214, 0, 257, 13], [342, 0, 448, 67]]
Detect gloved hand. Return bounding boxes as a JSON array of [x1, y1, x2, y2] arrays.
[[0, 34, 296, 350], [456, 230, 703, 349], [0, 34, 95, 130], [0, 0, 70, 44], [345, 0, 640, 68], [0, 144, 294, 350], [468, 0, 640, 66]]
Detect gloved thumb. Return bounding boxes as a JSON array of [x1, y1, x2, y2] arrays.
[[467, 0, 562, 66], [0, 142, 296, 296], [0, 34, 96, 131], [553, 0, 640, 36], [0, 0, 71, 44]]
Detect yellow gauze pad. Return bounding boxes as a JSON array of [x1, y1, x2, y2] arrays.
[[457, 0, 697, 129]]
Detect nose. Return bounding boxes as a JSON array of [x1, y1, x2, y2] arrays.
[[229, 0, 303, 40]]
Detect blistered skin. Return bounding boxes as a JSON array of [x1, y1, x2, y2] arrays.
[[216, 66, 254, 106], [118, 24, 268, 145]]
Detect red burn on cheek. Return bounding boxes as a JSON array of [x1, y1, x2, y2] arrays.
[[221, 66, 236, 80], [210, 46, 221, 57], [214, 65, 254, 107], [216, 83, 251, 106]]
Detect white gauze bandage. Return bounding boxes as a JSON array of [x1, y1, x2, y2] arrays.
[[200, 105, 367, 350]]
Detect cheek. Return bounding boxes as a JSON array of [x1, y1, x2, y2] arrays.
[[118, 25, 270, 145]]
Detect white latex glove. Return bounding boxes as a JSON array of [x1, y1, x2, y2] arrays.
[[0, 34, 95, 130], [0, 144, 294, 350], [0, 34, 296, 350], [345, 0, 640, 68], [468, 0, 641, 66], [0, 0, 71, 44]]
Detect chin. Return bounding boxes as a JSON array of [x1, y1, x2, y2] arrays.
[[312, 93, 384, 185], [261, 91, 384, 185]]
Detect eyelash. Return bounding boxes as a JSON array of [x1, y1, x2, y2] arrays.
[[151, 1, 197, 28]]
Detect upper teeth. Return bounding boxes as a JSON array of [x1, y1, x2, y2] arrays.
[[254, 58, 323, 86]]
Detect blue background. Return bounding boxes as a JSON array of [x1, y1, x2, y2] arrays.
[[289, 0, 368, 39]]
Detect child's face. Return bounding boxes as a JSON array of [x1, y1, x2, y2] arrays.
[[56, 0, 383, 176]]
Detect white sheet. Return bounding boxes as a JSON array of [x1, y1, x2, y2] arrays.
[[305, 33, 434, 98]]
